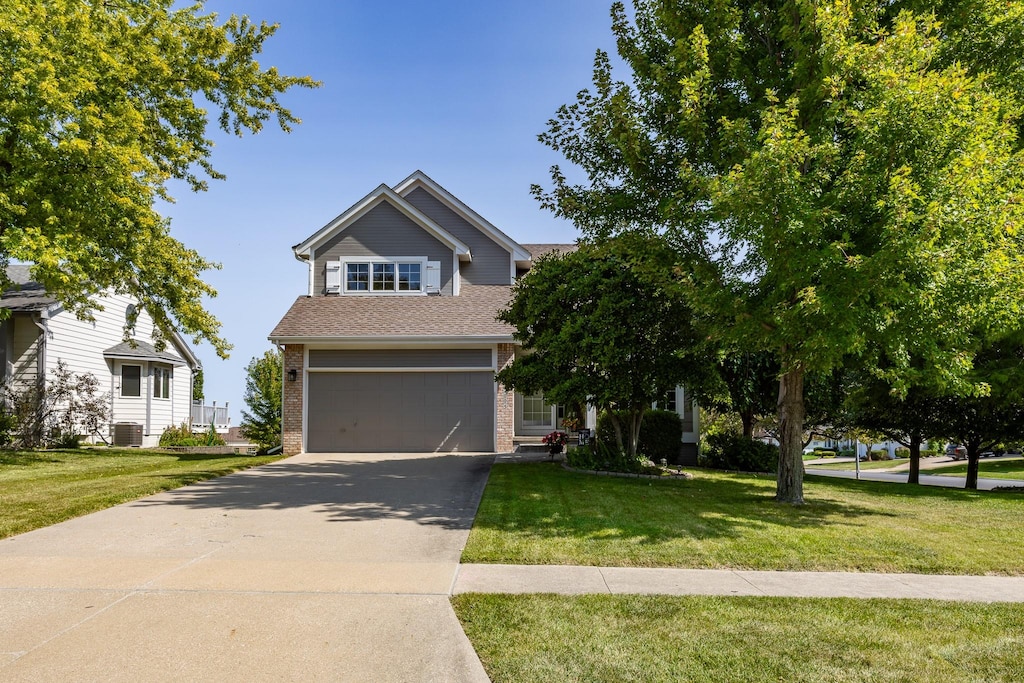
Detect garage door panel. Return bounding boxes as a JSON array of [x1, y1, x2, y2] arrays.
[[307, 371, 493, 452]]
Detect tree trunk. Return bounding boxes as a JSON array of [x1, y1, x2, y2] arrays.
[[741, 409, 755, 439], [776, 365, 806, 504], [965, 444, 980, 490], [609, 412, 625, 454], [628, 409, 644, 459], [908, 430, 921, 485]]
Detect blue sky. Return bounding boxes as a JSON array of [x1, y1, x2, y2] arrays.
[[161, 1, 620, 422]]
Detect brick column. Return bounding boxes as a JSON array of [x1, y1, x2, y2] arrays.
[[282, 344, 304, 454], [496, 343, 516, 453]]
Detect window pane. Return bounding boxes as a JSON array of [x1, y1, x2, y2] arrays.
[[398, 263, 421, 291], [346, 263, 369, 291], [523, 392, 554, 427], [122, 365, 141, 397], [373, 263, 396, 291]]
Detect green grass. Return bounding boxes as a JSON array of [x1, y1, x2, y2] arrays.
[[453, 593, 1024, 683], [462, 463, 1024, 574], [809, 457, 911, 470], [926, 458, 1024, 480], [0, 448, 285, 539]]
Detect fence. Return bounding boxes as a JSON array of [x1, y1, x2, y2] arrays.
[[191, 401, 230, 432]]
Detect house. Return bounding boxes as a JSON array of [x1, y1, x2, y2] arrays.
[[268, 171, 700, 454], [0, 265, 201, 447]]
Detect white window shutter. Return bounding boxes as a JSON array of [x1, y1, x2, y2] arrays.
[[325, 261, 341, 294], [425, 261, 441, 294]]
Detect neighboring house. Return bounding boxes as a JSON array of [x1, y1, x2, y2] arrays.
[[269, 171, 700, 454], [0, 265, 201, 447]]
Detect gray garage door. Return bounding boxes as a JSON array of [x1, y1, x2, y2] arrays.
[[307, 371, 494, 452]]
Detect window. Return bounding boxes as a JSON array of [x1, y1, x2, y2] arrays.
[[121, 365, 141, 397], [343, 260, 424, 293], [346, 263, 369, 291], [656, 389, 677, 412], [153, 366, 171, 399]]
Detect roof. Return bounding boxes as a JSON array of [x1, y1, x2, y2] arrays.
[[269, 284, 516, 342], [103, 340, 190, 366], [1, 265, 58, 311], [522, 243, 579, 260]]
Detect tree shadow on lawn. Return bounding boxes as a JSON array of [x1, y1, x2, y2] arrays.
[[129, 453, 495, 531], [471, 464, 994, 547]]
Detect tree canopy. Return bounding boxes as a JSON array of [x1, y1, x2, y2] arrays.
[[0, 0, 319, 356], [497, 234, 711, 458], [534, 0, 1024, 503]]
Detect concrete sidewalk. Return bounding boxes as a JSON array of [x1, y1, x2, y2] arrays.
[[453, 564, 1024, 602]]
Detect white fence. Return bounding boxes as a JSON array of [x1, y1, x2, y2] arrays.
[[191, 401, 230, 432]]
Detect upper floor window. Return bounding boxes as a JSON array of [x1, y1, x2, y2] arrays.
[[328, 258, 436, 294]]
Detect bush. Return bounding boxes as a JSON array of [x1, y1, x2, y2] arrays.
[[596, 409, 683, 463], [700, 432, 778, 473], [869, 449, 890, 461], [895, 447, 910, 458], [565, 442, 658, 474], [921, 449, 938, 458], [838, 448, 856, 458], [159, 422, 225, 448]]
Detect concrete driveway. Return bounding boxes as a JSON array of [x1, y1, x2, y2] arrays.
[[0, 452, 494, 682]]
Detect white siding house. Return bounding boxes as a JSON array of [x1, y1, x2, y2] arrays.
[[1, 266, 200, 447]]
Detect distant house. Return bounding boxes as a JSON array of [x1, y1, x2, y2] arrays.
[[0, 265, 201, 447], [269, 171, 701, 455]]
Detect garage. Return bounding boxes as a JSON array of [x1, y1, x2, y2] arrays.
[[305, 350, 496, 452]]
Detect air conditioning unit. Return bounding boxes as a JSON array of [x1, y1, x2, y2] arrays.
[[113, 422, 143, 447]]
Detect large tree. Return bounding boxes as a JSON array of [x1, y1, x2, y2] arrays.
[[0, 1, 318, 356], [497, 234, 711, 458], [534, 1, 1024, 503], [240, 348, 282, 452]]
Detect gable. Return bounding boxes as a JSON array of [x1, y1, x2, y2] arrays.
[[311, 202, 455, 296]]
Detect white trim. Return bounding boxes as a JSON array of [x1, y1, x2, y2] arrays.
[[392, 171, 532, 262], [120, 363, 143, 398], [339, 257, 429, 295], [452, 252, 460, 296], [301, 346, 309, 454], [292, 185, 472, 260]]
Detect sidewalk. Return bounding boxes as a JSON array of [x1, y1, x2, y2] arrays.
[[453, 564, 1024, 602]]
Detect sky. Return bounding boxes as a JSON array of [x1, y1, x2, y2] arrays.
[[160, 1, 624, 423]]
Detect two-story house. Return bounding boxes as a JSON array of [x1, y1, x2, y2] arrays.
[[269, 171, 700, 454]]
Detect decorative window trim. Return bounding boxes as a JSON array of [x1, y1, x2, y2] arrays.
[[336, 257, 431, 295]]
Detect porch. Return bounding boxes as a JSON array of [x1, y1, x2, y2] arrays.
[[190, 400, 231, 433]]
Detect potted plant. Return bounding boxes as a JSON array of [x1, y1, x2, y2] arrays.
[[542, 430, 569, 457]]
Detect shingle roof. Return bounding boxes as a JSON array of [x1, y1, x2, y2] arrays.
[[1, 265, 58, 311], [103, 340, 188, 366], [269, 284, 516, 341], [522, 243, 578, 259]]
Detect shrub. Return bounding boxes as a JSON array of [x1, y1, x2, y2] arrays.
[[596, 409, 684, 463], [565, 442, 657, 474], [921, 449, 938, 458], [159, 423, 202, 447], [838, 448, 856, 458], [895, 447, 910, 458], [869, 449, 890, 461], [700, 432, 778, 473]]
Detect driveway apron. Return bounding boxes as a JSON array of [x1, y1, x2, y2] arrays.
[[0, 452, 494, 682]]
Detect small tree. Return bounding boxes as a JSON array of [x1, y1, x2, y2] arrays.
[[240, 349, 282, 452], [497, 234, 712, 458], [3, 360, 110, 448]]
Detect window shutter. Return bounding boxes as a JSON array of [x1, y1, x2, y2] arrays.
[[325, 261, 341, 294], [425, 261, 441, 294]]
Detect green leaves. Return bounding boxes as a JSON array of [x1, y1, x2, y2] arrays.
[[0, 0, 320, 357]]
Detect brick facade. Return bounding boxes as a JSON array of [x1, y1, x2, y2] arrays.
[[496, 343, 516, 452], [282, 344, 304, 454]]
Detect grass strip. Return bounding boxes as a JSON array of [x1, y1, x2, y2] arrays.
[[0, 448, 285, 539], [463, 462, 1024, 574], [453, 593, 1024, 683]]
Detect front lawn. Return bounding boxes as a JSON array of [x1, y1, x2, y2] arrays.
[[453, 594, 1024, 683], [0, 448, 285, 539], [808, 458, 910, 470], [925, 458, 1024, 480], [462, 463, 1024, 574]]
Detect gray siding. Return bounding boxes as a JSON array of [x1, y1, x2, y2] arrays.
[[312, 201, 454, 295], [309, 349, 493, 369], [403, 187, 512, 285]]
